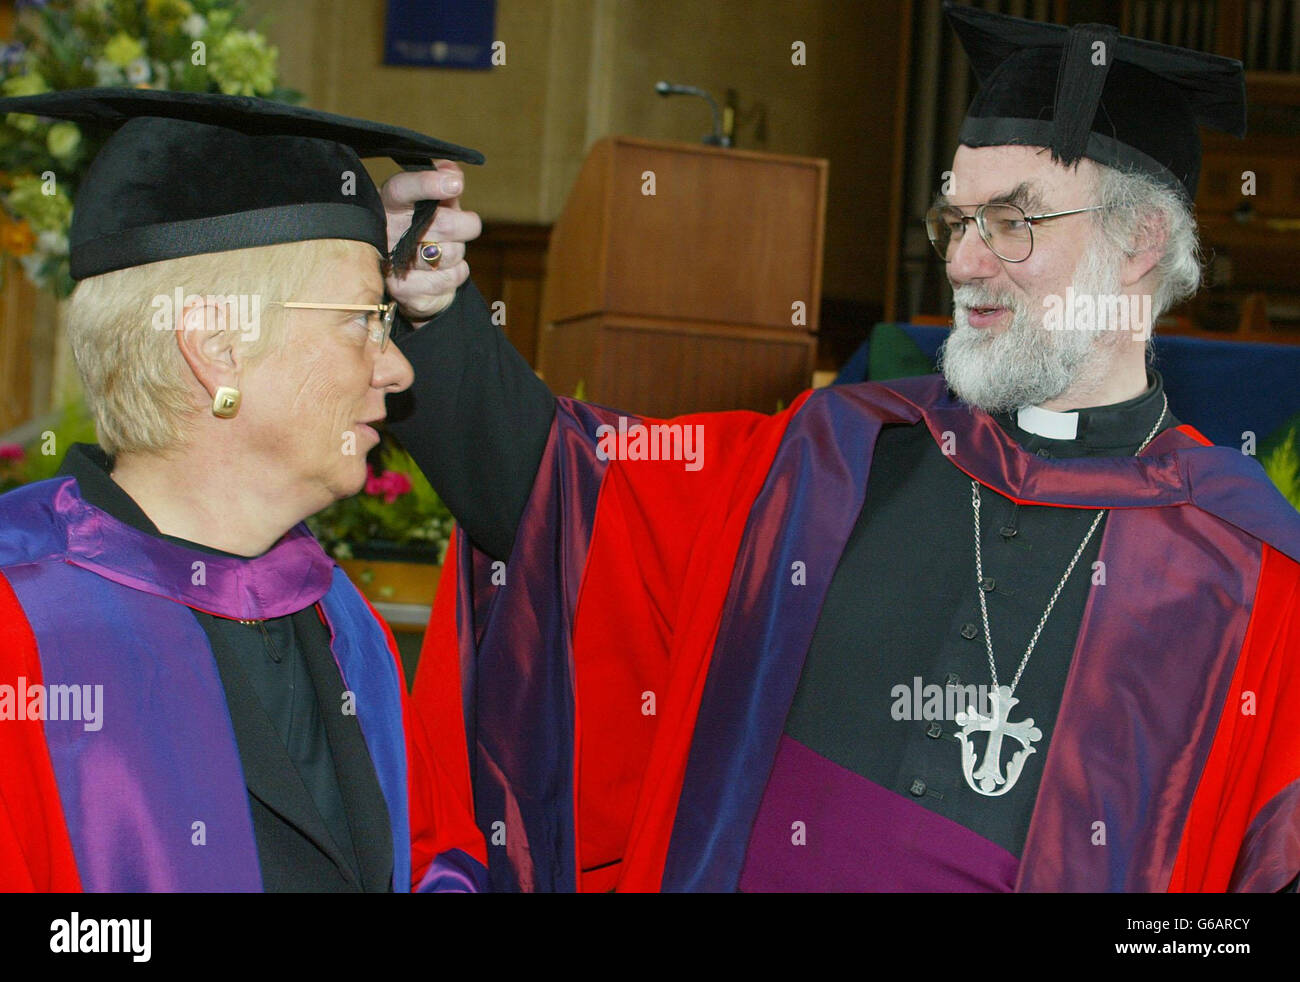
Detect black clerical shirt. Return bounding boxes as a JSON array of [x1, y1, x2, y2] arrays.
[[783, 376, 1176, 854], [57, 444, 392, 892]]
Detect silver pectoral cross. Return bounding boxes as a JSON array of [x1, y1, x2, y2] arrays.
[[954, 685, 1042, 797]]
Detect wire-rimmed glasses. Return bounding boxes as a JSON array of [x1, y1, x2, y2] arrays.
[[923, 202, 1105, 263]]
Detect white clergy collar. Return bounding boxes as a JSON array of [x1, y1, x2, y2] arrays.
[[1017, 404, 1080, 440]]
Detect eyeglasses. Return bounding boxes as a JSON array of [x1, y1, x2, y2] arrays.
[[278, 301, 397, 351], [923, 202, 1106, 264]]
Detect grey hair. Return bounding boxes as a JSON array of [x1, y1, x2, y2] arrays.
[[1090, 165, 1202, 321]]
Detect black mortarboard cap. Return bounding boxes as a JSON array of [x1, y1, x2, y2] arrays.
[[0, 87, 484, 279], [944, 2, 1246, 199]]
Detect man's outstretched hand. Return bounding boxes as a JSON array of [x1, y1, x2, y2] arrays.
[[381, 160, 483, 325]]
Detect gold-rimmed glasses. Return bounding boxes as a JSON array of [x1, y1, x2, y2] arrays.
[[278, 301, 397, 351]]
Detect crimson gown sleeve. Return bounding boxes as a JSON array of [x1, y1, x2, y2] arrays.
[[0, 573, 82, 891], [1167, 544, 1300, 892]]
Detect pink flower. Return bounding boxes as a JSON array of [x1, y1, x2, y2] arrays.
[[384, 471, 412, 501], [0, 443, 24, 462], [365, 467, 412, 504]]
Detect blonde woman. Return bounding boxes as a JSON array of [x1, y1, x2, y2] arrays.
[[0, 89, 483, 892]]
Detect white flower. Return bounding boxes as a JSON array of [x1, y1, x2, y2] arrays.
[[182, 13, 207, 39], [36, 230, 68, 256], [94, 59, 125, 86], [19, 253, 46, 285], [125, 58, 151, 85]]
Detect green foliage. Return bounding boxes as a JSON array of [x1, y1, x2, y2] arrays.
[[1261, 424, 1300, 512], [0, 399, 97, 492], [26, 399, 96, 482]]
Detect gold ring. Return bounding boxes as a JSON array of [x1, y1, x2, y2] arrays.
[[419, 241, 443, 269]]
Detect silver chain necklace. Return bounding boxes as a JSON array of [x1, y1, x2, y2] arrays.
[[955, 393, 1168, 796]]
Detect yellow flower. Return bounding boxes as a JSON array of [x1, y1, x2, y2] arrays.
[[3, 72, 50, 128], [47, 122, 81, 162], [7, 175, 73, 234], [104, 33, 146, 69], [209, 31, 278, 97], [146, 0, 194, 21], [0, 219, 37, 257], [1, 73, 49, 98]]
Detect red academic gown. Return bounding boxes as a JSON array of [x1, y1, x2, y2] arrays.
[[416, 375, 1300, 892]]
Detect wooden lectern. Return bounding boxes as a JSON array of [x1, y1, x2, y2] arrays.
[[538, 136, 828, 418]]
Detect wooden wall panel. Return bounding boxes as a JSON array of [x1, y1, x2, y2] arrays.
[[541, 314, 814, 419]]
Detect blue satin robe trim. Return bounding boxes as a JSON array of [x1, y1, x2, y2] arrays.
[[661, 386, 900, 891], [319, 566, 413, 892], [455, 398, 615, 891], [415, 847, 490, 893]]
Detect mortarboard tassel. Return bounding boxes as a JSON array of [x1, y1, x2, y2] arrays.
[[1050, 23, 1118, 168], [389, 192, 440, 275]]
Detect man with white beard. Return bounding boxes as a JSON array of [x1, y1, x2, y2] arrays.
[[940, 208, 1135, 415], [387, 5, 1300, 892]]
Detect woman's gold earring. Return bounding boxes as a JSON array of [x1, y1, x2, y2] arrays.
[[212, 386, 241, 419]]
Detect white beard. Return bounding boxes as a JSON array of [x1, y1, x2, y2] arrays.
[[938, 240, 1127, 413]]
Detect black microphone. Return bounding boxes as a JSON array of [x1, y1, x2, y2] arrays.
[[654, 81, 731, 147]]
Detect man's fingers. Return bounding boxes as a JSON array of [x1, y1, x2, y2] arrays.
[[387, 262, 471, 318], [412, 239, 467, 271], [380, 161, 465, 209], [382, 162, 478, 254], [424, 206, 481, 244]]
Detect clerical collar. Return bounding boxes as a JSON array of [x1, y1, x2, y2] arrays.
[[993, 371, 1178, 459], [58, 442, 251, 559], [1017, 404, 1079, 440]]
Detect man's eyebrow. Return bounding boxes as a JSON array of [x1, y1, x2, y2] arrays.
[[931, 183, 1047, 211], [987, 182, 1046, 211]]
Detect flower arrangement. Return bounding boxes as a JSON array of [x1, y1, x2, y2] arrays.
[[0, 0, 295, 295], [307, 434, 455, 565]]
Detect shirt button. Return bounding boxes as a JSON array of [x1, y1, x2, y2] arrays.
[[926, 721, 943, 739], [909, 778, 927, 797], [1037, 448, 1052, 458], [961, 622, 978, 639], [999, 525, 1018, 538], [980, 576, 995, 592], [944, 672, 960, 686]]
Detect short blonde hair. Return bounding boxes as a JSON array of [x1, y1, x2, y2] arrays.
[[68, 238, 378, 456]]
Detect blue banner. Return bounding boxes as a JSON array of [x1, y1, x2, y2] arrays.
[[384, 0, 497, 70]]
